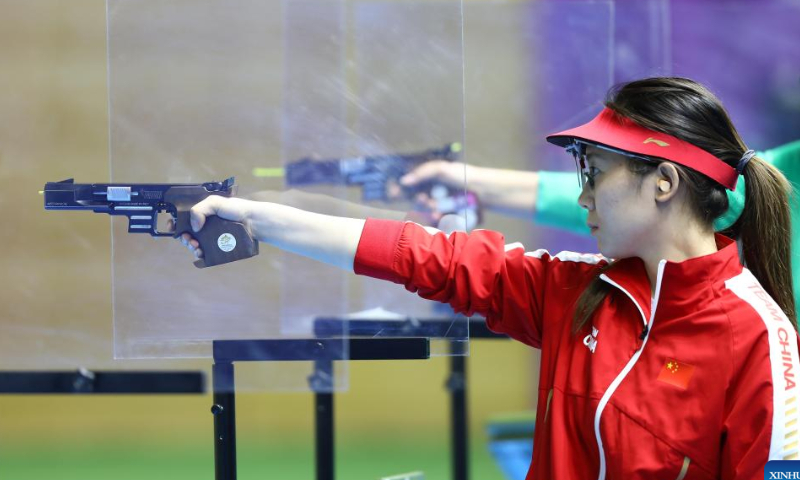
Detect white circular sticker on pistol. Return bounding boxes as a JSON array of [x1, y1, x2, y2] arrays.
[[217, 233, 237, 252]]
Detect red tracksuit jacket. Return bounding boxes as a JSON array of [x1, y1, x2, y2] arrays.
[[353, 219, 800, 480]]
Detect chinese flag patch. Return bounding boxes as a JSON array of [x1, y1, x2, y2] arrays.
[[657, 358, 695, 389]]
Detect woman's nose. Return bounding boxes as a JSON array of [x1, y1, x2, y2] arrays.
[[578, 184, 594, 211]]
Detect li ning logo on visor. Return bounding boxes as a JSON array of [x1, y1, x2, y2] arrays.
[[644, 137, 670, 147]]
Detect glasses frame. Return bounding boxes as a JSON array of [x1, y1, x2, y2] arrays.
[[566, 139, 660, 189]]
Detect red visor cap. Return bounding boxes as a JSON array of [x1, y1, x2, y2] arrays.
[[546, 107, 738, 190]]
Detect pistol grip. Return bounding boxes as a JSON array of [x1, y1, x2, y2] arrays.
[[189, 216, 259, 268]]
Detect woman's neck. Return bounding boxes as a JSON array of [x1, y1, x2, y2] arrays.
[[639, 223, 719, 296]]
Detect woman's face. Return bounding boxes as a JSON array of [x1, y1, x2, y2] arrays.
[[578, 145, 659, 259]]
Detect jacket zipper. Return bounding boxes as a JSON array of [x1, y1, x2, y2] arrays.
[[593, 259, 667, 480], [543, 388, 554, 424]]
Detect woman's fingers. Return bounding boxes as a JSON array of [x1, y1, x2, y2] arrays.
[[189, 196, 226, 232], [401, 160, 456, 187], [180, 232, 204, 258]]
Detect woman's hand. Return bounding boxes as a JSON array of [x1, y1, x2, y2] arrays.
[[399, 160, 468, 191], [403, 160, 540, 220], [179, 196, 254, 260]]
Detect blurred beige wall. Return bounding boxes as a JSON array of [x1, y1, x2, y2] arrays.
[[0, 0, 537, 446]]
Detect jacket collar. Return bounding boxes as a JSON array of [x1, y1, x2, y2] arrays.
[[601, 234, 743, 321]]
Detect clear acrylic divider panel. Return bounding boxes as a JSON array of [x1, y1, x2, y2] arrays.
[[107, 0, 348, 392], [319, 0, 469, 356], [107, 0, 465, 390], [338, 0, 613, 355]]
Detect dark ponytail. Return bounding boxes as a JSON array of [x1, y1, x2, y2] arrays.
[[572, 77, 796, 333], [728, 156, 795, 325]]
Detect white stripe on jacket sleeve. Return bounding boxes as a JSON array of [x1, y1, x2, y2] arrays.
[[726, 269, 800, 460]]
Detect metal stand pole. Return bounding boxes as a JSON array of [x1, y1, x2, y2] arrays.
[[212, 362, 237, 480], [313, 359, 335, 480], [448, 340, 468, 480]]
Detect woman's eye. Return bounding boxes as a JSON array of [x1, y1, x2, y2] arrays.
[[582, 167, 600, 188]]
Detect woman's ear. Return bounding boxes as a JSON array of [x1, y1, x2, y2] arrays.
[[654, 162, 680, 203]]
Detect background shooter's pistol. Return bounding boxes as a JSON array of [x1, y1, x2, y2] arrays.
[[42, 177, 258, 268], [276, 142, 463, 201], [255, 142, 481, 230]]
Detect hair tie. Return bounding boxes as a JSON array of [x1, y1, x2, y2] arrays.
[[737, 149, 756, 175]]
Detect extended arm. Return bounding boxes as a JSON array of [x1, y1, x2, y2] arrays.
[[184, 196, 365, 270], [400, 161, 590, 233], [400, 161, 540, 220]]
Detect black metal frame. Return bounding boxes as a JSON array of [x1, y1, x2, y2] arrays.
[[0, 370, 205, 394], [1, 317, 508, 480], [210, 337, 431, 480], [313, 318, 508, 480]]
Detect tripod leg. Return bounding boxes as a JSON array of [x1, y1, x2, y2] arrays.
[[212, 362, 237, 480], [314, 359, 335, 480], [449, 341, 468, 480]]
